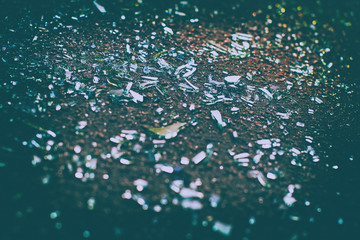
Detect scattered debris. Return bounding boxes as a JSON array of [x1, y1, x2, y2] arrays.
[[93, 1, 106, 13], [1, 0, 355, 237]]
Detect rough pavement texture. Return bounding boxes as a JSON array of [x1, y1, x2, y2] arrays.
[[0, 0, 359, 239]]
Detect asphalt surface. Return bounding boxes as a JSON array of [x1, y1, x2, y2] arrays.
[[0, 0, 359, 239]]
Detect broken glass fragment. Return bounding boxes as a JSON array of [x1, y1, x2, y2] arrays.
[[209, 194, 220, 208], [206, 143, 214, 161], [255, 139, 272, 149], [314, 97, 323, 104], [259, 87, 273, 100], [247, 170, 269, 187], [122, 190, 132, 199], [233, 152, 250, 159], [296, 122, 305, 127], [213, 221, 232, 236], [233, 152, 250, 166], [192, 151, 206, 164], [232, 131, 238, 138], [224, 76, 241, 84], [144, 122, 186, 139], [180, 156, 190, 165], [231, 107, 239, 114], [283, 193, 296, 206], [163, 26, 174, 35], [74, 145, 81, 154], [266, 172, 277, 180], [87, 197, 96, 210], [129, 90, 144, 103], [290, 216, 300, 221], [211, 110, 227, 128], [253, 150, 264, 164], [134, 179, 148, 191], [170, 180, 184, 193], [85, 157, 97, 170], [183, 78, 199, 92], [179, 188, 204, 199], [32, 155, 41, 166], [155, 164, 174, 174], [139, 80, 158, 90], [181, 199, 203, 210], [232, 33, 253, 41], [93, 1, 106, 13]]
